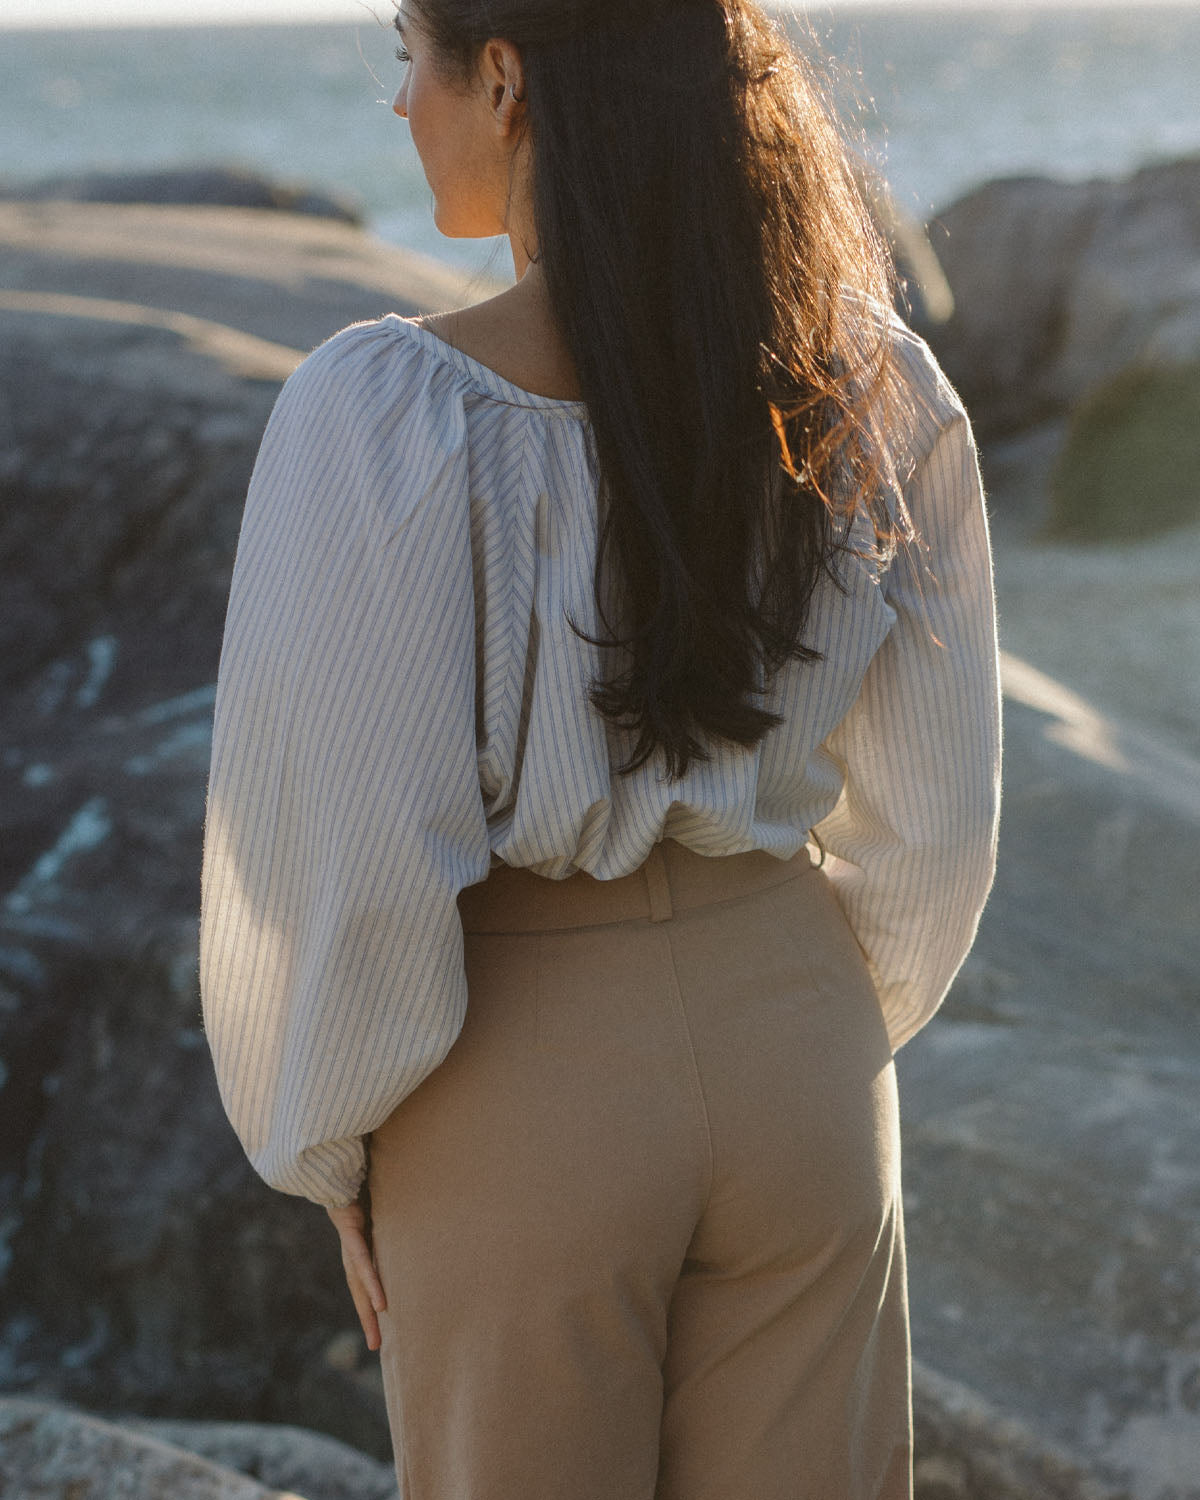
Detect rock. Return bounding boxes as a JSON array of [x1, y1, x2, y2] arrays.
[[0, 200, 490, 357], [0, 299, 288, 706], [920, 155, 1200, 442], [0, 165, 365, 226], [0, 197, 497, 714], [912, 1363, 1130, 1500], [1046, 360, 1200, 541], [0, 1396, 300, 1499], [124, 1416, 399, 1500], [0, 657, 394, 1442], [898, 652, 1200, 1499], [988, 525, 1200, 762], [0, 303, 288, 1407], [0, 205, 486, 1453]]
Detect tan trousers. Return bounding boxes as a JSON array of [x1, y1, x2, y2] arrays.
[[368, 841, 912, 1500]]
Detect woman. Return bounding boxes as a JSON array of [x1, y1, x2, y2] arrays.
[[200, 1, 1000, 1495]]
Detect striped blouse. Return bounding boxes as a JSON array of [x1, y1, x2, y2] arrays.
[[200, 312, 1001, 1209]]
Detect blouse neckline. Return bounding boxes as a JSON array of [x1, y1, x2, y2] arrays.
[[385, 314, 591, 419]]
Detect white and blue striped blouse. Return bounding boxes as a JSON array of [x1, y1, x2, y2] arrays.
[[200, 312, 1001, 1207]]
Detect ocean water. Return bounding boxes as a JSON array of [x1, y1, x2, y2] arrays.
[[1, 5, 1198, 280]]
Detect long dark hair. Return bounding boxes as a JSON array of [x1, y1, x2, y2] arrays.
[[404, 0, 911, 776]]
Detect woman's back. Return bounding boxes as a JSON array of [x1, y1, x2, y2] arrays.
[[201, 5, 1001, 1493], [202, 302, 998, 1203]]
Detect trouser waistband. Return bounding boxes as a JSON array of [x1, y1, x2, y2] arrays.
[[456, 840, 814, 935]]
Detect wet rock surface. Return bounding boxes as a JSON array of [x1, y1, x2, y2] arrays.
[[0, 194, 1197, 1499]]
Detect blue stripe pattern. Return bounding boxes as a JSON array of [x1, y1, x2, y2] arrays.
[[200, 313, 1001, 1207]]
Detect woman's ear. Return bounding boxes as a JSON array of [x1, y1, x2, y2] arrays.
[[481, 37, 526, 133]]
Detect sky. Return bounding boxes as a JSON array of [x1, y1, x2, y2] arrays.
[[2, 0, 1191, 29]]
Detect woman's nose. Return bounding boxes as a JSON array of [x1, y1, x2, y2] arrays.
[[393, 87, 407, 119]]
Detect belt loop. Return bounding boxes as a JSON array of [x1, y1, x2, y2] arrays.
[[643, 844, 674, 923], [808, 827, 826, 870]]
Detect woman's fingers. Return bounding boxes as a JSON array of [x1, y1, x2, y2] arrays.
[[326, 1201, 388, 1351], [346, 1261, 383, 1351]]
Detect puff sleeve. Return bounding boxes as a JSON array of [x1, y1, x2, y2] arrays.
[[812, 357, 1002, 1050], [200, 323, 491, 1208]]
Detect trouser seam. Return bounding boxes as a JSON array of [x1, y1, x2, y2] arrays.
[[662, 926, 715, 1226]]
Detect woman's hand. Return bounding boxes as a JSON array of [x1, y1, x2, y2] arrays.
[[325, 1197, 388, 1352]]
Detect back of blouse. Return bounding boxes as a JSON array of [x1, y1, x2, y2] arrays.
[[200, 311, 1000, 1209]]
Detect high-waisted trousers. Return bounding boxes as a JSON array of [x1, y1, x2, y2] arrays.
[[367, 840, 912, 1500]]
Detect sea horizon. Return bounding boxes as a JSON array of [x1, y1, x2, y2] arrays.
[[2, 4, 1197, 277]]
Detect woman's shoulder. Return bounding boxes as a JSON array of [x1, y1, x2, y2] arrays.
[[250, 318, 481, 542], [837, 288, 967, 423], [262, 318, 429, 453], [256, 315, 591, 544], [885, 313, 969, 434], [850, 309, 968, 495], [282, 315, 435, 407]]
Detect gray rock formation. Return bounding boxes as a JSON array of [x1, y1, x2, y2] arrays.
[[0, 1397, 305, 1499], [919, 154, 1200, 443], [0, 200, 482, 358], [124, 1412, 400, 1499], [901, 655, 1200, 1499], [0, 165, 364, 226], [911, 1363, 1130, 1500], [0, 202, 485, 1455], [0, 300, 288, 703], [1044, 360, 1200, 541]]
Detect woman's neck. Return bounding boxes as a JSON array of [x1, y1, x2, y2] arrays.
[[420, 261, 582, 403]]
